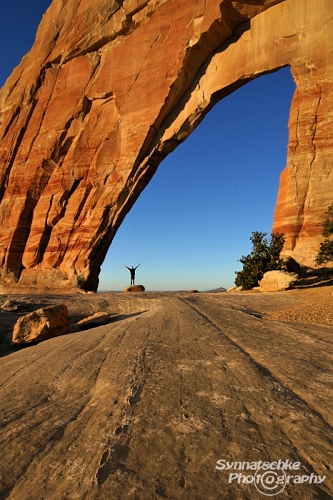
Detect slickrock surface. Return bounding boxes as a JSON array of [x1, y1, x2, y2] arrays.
[[0, 0, 332, 292], [0, 290, 332, 499]]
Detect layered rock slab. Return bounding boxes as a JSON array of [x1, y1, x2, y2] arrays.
[[0, 0, 332, 291], [77, 312, 111, 330]]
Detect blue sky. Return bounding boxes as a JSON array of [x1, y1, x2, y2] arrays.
[[1, 1, 296, 291]]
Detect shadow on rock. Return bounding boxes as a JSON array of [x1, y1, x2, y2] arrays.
[[0, 309, 149, 359], [108, 310, 148, 323], [293, 267, 333, 289]]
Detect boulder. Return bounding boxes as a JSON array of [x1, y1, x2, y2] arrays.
[[124, 285, 145, 292], [12, 305, 70, 344], [1, 300, 19, 312], [259, 271, 298, 292], [77, 312, 110, 330], [227, 286, 243, 293]]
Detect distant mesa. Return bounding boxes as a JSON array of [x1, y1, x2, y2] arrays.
[[0, 0, 332, 293]]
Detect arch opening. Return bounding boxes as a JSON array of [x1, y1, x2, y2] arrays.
[[99, 67, 296, 291]]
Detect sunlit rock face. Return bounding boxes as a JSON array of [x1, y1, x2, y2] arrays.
[[0, 0, 332, 292], [273, 63, 333, 266]]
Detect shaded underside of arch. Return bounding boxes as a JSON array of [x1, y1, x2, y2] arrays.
[[0, 0, 332, 292]]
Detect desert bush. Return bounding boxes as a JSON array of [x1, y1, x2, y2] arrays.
[[235, 231, 285, 290], [315, 204, 333, 265]]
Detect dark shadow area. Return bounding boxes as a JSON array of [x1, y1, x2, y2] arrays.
[[238, 308, 263, 319], [77, 310, 148, 330], [108, 310, 148, 323], [0, 307, 148, 359], [0, 343, 29, 359], [293, 267, 333, 289]]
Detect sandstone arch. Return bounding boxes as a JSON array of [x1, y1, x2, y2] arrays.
[[0, 0, 332, 292]]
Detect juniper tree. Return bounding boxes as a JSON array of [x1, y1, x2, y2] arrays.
[[235, 231, 285, 290], [315, 204, 333, 265]]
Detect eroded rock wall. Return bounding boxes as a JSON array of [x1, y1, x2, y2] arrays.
[[273, 58, 333, 265], [0, 0, 332, 291]]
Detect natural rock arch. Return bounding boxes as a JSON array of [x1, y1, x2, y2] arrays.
[[0, 0, 332, 292]]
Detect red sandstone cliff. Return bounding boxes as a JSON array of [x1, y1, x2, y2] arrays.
[[0, 0, 332, 291]]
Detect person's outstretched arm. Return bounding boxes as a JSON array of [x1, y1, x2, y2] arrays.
[[124, 264, 130, 270], [135, 264, 140, 269]]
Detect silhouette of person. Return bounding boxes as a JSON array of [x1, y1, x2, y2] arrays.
[[124, 264, 140, 285]]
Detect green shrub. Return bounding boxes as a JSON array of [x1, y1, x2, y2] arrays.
[[316, 204, 333, 265], [235, 231, 285, 290]]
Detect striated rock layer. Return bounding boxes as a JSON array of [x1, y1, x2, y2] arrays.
[[0, 0, 332, 292]]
